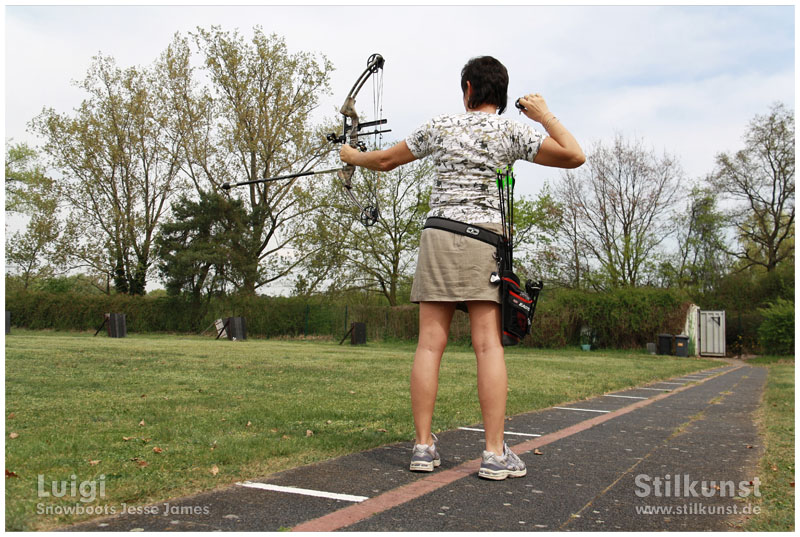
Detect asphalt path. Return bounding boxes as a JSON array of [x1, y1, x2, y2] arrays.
[[63, 363, 766, 532]]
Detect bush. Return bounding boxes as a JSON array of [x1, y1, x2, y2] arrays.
[[5, 287, 689, 349], [758, 299, 795, 355], [530, 287, 687, 349]]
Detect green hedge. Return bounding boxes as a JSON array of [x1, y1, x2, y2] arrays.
[[758, 299, 795, 355], [5, 287, 689, 349], [526, 287, 687, 349]]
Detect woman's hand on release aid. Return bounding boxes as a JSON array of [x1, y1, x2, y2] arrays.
[[518, 93, 551, 124]]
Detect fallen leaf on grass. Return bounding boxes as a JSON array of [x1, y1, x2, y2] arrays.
[[139, 420, 145, 427], [89, 460, 101, 466], [326, 420, 332, 425], [211, 465, 219, 476], [7, 413, 15, 419], [534, 449, 543, 455], [130, 458, 148, 468], [306, 430, 314, 437], [771, 465, 778, 471], [246, 421, 252, 428], [152, 447, 163, 454], [9, 433, 19, 439], [282, 435, 290, 440], [123, 436, 134, 442], [270, 428, 278, 433], [377, 429, 387, 433], [6, 470, 19, 478]]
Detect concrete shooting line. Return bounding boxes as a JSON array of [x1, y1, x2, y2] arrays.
[[291, 366, 741, 532], [603, 394, 648, 400]]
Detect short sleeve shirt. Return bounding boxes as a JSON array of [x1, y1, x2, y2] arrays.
[[406, 111, 545, 225]]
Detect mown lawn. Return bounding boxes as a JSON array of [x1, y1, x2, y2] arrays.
[[6, 331, 719, 530]]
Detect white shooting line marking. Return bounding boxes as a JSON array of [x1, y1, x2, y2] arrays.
[[458, 427, 542, 437], [631, 387, 673, 391], [604, 394, 648, 400], [654, 382, 686, 385], [553, 407, 611, 413], [237, 481, 368, 503]]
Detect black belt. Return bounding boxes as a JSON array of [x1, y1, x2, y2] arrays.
[[423, 217, 504, 248]]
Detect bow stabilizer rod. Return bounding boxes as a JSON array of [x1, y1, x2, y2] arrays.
[[220, 167, 346, 191]]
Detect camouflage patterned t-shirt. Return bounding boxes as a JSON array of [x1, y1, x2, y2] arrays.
[[406, 111, 544, 225]]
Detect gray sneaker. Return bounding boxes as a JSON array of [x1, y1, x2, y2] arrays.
[[409, 433, 441, 472], [478, 442, 527, 480]]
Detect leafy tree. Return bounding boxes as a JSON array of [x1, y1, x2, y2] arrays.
[[155, 191, 250, 299], [185, 26, 335, 294], [711, 102, 794, 272], [295, 159, 432, 305], [4, 142, 69, 288], [509, 185, 565, 286], [660, 183, 730, 291], [31, 55, 185, 295]]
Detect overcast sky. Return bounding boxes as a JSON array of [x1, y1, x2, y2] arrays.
[[5, 3, 795, 201]]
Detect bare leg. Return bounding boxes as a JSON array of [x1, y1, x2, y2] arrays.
[[411, 301, 455, 446], [467, 300, 506, 455]]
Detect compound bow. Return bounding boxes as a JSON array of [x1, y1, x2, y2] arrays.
[[222, 53, 389, 228], [326, 53, 389, 227]]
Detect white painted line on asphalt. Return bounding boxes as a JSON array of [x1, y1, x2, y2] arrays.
[[654, 382, 686, 385], [604, 394, 648, 400], [553, 407, 611, 413], [237, 481, 368, 503], [458, 427, 542, 437], [632, 387, 673, 391]]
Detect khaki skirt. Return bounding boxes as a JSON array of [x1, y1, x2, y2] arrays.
[[410, 222, 503, 306]]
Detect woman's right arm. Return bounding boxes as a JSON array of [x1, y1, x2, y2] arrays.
[[518, 94, 585, 169]]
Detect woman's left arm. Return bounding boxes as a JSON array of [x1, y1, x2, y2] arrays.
[[340, 141, 417, 172]]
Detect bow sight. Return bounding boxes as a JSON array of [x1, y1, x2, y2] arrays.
[[325, 118, 391, 152]]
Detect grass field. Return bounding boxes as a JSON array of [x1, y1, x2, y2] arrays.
[[5, 331, 721, 530], [743, 356, 795, 532]]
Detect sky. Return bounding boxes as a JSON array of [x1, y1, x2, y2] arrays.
[[2, 3, 796, 293], [4, 3, 795, 200]]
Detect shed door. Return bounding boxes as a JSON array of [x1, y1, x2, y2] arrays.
[[699, 310, 726, 357]]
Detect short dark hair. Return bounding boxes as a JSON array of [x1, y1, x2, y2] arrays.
[[460, 56, 509, 114]]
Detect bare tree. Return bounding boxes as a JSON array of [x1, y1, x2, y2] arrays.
[[711, 103, 794, 272], [558, 135, 682, 289], [550, 172, 592, 288]]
